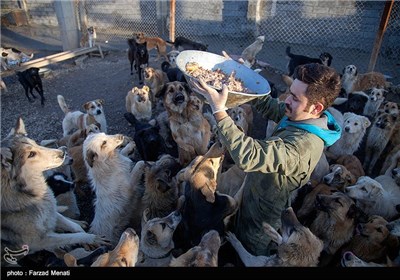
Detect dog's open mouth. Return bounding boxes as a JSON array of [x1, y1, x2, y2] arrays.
[[173, 92, 185, 105]]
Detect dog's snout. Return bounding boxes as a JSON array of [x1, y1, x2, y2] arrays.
[[345, 127, 350, 132]]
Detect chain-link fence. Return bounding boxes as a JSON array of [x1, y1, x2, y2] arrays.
[[72, 0, 399, 83], [1, 0, 399, 83]]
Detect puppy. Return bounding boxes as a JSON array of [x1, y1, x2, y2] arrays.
[[341, 65, 388, 95], [227, 207, 323, 267], [157, 81, 211, 166], [125, 85, 152, 121], [167, 36, 208, 52], [57, 94, 107, 136], [241, 35, 265, 67], [137, 209, 182, 267], [1, 117, 108, 262], [135, 32, 168, 61], [286, 46, 332, 76], [83, 133, 144, 246], [169, 230, 221, 267], [0, 47, 33, 70], [80, 26, 97, 48], [16, 67, 45, 106], [144, 66, 168, 103]]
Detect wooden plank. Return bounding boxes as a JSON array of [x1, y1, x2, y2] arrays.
[[368, 0, 394, 72], [0, 45, 103, 77]]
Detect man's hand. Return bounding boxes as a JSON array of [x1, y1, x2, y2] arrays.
[[189, 78, 228, 114]]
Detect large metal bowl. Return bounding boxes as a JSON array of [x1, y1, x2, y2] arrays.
[[176, 50, 271, 108]]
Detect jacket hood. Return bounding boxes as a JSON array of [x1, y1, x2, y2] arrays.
[[277, 111, 342, 147]]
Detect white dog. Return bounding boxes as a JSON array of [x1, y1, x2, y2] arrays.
[[57, 95, 107, 136], [83, 133, 144, 246], [326, 112, 371, 160], [345, 176, 400, 220]]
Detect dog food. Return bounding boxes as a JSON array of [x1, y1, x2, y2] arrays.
[[185, 62, 251, 93]]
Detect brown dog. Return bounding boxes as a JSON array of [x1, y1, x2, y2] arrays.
[[157, 81, 211, 166], [341, 65, 388, 95], [136, 32, 168, 61], [143, 67, 167, 104], [169, 230, 221, 267]]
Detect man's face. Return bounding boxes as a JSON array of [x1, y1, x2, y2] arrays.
[[284, 79, 316, 121]]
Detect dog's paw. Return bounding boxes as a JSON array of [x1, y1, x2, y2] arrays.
[[225, 231, 240, 247]]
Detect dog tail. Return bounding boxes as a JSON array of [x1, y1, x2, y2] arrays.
[[57, 95, 70, 114], [161, 61, 170, 73], [286, 46, 294, 58]]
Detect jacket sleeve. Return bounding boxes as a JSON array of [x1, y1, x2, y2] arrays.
[[216, 116, 303, 176], [254, 95, 287, 123]]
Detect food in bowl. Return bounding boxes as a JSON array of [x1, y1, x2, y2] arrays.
[[185, 62, 251, 93]]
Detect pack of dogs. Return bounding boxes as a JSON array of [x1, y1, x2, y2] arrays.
[[2, 31, 400, 268]]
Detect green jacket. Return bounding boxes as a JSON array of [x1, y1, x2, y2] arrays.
[[216, 95, 341, 256]]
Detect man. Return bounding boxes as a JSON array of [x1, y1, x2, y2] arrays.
[[190, 63, 341, 257]]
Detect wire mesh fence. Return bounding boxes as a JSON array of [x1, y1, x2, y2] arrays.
[[72, 0, 399, 83]]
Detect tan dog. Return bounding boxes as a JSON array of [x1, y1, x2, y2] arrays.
[[341, 215, 398, 263], [137, 209, 182, 267], [136, 32, 168, 61], [157, 81, 211, 166], [144, 66, 168, 103], [125, 85, 152, 121], [228, 104, 253, 135], [310, 192, 357, 256], [57, 94, 107, 136], [227, 207, 323, 267], [64, 228, 139, 267], [341, 64, 388, 95], [169, 230, 221, 267], [323, 164, 357, 192], [378, 101, 399, 115], [241, 35, 265, 67], [336, 154, 365, 179]]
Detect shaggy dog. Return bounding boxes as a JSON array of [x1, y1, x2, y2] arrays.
[[135, 32, 168, 61], [83, 133, 144, 246], [226, 207, 323, 267], [341, 64, 388, 95], [57, 94, 107, 136], [169, 230, 221, 267], [125, 85, 152, 121], [241, 36, 265, 67], [157, 81, 211, 166], [1, 117, 107, 265], [286, 46, 332, 77]]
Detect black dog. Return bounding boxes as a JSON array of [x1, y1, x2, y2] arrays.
[[127, 38, 149, 84], [332, 92, 369, 115], [161, 61, 186, 83], [16, 67, 45, 106], [167, 36, 208, 51], [285, 46, 333, 77], [124, 112, 167, 161]]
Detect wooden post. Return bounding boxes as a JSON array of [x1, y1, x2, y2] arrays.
[[169, 0, 176, 42], [368, 0, 394, 72]]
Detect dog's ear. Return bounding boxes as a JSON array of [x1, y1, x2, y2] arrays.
[[85, 149, 97, 168], [64, 253, 79, 267], [91, 252, 110, 267], [14, 116, 27, 136], [141, 208, 150, 228], [142, 85, 150, 93], [97, 99, 105, 105], [183, 82, 192, 94]]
